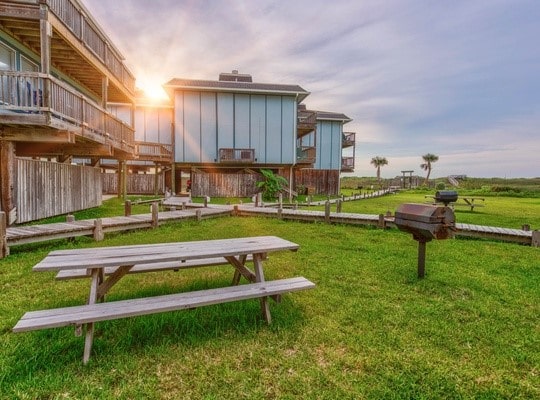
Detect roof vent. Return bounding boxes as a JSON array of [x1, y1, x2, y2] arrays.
[[219, 70, 253, 82]]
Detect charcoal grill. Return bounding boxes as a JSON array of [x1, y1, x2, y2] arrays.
[[394, 203, 456, 278]]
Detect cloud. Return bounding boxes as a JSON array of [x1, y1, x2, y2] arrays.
[[83, 0, 540, 178]]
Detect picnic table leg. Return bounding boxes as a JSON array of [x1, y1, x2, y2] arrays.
[[253, 253, 271, 324], [231, 254, 247, 285], [83, 268, 100, 364]]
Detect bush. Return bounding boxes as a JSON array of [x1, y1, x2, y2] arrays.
[[436, 182, 446, 190]]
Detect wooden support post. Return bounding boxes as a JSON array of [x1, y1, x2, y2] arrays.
[[0, 141, 17, 225], [233, 205, 239, 217], [378, 214, 386, 229], [417, 240, 427, 278], [204, 196, 208, 208], [253, 253, 271, 324], [324, 201, 330, 223], [278, 193, 283, 208], [0, 212, 8, 258], [307, 195, 312, 206], [532, 231, 540, 248], [154, 164, 159, 196], [124, 200, 132, 217], [93, 218, 104, 241], [522, 224, 530, 231], [257, 193, 263, 207], [151, 202, 159, 228], [277, 208, 283, 219], [196, 209, 202, 221], [66, 214, 75, 223], [336, 200, 342, 213], [171, 163, 176, 195]]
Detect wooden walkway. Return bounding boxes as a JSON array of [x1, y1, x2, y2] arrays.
[[5, 208, 231, 248], [2, 201, 537, 257], [233, 205, 537, 246]]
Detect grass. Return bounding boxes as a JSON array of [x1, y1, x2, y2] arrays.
[[1, 196, 539, 398]]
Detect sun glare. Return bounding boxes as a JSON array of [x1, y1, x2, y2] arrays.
[[137, 77, 169, 102]]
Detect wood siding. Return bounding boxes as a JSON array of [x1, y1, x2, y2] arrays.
[[102, 173, 165, 195], [16, 159, 102, 223], [295, 169, 340, 196]]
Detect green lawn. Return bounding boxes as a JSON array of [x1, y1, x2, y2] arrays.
[[1, 198, 539, 399]]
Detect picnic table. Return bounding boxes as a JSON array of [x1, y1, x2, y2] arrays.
[[425, 195, 485, 211], [13, 236, 314, 364]]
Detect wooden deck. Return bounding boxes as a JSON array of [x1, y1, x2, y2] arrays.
[[2, 201, 537, 257]]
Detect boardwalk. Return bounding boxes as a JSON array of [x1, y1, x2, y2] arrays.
[[1, 201, 537, 258]]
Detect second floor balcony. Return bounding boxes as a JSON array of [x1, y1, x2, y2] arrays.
[[296, 146, 316, 165], [0, 71, 134, 155], [219, 148, 255, 163], [341, 156, 355, 172], [342, 132, 355, 148], [135, 141, 173, 162]]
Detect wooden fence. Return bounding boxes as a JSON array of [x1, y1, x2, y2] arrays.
[[295, 169, 340, 196], [102, 173, 165, 195], [192, 171, 260, 197], [16, 159, 102, 223]]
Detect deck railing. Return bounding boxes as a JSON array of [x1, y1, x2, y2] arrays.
[[341, 156, 355, 172], [342, 132, 356, 147], [219, 148, 255, 163], [296, 146, 316, 164], [0, 71, 134, 149], [46, 0, 135, 93], [135, 142, 173, 160]]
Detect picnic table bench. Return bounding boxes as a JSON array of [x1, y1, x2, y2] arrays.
[[13, 236, 314, 364], [425, 195, 485, 211]]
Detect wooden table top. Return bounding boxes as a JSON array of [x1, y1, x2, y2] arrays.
[[33, 236, 299, 271]]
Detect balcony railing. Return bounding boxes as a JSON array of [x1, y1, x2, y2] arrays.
[[0, 71, 134, 150], [342, 132, 356, 148], [341, 156, 355, 172], [46, 0, 135, 93], [296, 146, 316, 164], [219, 148, 255, 163], [135, 142, 173, 160]]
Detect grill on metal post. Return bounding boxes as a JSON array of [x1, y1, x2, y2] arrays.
[[394, 203, 456, 278]]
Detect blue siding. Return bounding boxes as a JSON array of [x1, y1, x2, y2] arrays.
[[266, 96, 282, 163], [201, 92, 217, 162], [234, 94, 250, 148], [217, 93, 234, 149], [250, 95, 266, 163], [281, 97, 296, 164], [173, 91, 298, 165], [174, 93, 184, 162], [316, 120, 343, 170]]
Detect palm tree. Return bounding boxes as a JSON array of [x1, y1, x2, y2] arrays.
[[420, 153, 439, 186], [370, 156, 388, 183]]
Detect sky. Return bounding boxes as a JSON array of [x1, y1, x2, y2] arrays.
[[83, 0, 540, 179]]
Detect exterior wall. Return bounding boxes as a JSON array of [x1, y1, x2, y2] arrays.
[[314, 120, 343, 170], [174, 91, 297, 165], [295, 169, 340, 196]]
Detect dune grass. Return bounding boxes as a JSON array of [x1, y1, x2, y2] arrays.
[[0, 198, 539, 399]]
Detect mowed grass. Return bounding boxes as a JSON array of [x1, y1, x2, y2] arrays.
[[0, 205, 539, 398]]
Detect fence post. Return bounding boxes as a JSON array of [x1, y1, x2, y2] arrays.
[[124, 200, 131, 217], [336, 200, 342, 213], [532, 230, 540, 247], [66, 214, 75, 222], [325, 201, 331, 223], [378, 214, 386, 229], [0, 212, 8, 258], [204, 196, 208, 208], [522, 224, 530, 231], [233, 205, 239, 217], [93, 218, 104, 241], [151, 202, 159, 228], [196, 209, 202, 221], [278, 193, 283, 208]]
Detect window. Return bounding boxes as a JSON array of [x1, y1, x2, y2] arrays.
[[0, 42, 15, 70]]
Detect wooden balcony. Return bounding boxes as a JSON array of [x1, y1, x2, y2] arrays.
[[0, 0, 135, 102], [0, 71, 134, 156], [342, 132, 355, 148], [135, 141, 173, 162], [296, 146, 316, 165], [341, 156, 355, 172], [297, 109, 317, 138], [219, 148, 255, 163]]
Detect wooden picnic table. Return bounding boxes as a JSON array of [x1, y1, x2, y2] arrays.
[[13, 236, 314, 364], [425, 195, 485, 211]]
